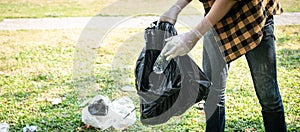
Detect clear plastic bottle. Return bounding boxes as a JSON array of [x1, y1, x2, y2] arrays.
[[153, 54, 170, 74]]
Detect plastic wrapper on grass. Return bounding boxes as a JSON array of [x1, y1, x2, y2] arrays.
[[23, 125, 37, 132], [0, 122, 9, 132], [82, 95, 136, 130]]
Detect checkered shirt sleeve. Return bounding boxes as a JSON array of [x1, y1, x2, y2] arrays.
[[199, 0, 283, 63]]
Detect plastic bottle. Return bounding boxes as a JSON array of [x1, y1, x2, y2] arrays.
[[153, 54, 170, 74]]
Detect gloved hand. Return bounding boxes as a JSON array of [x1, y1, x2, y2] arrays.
[[161, 17, 213, 61], [162, 29, 202, 61], [159, 0, 190, 24]]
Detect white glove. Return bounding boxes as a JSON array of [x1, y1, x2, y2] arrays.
[[159, 0, 190, 24], [162, 29, 202, 61], [161, 18, 213, 61]]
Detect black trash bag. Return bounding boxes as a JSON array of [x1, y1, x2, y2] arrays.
[[135, 21, 211, 125]]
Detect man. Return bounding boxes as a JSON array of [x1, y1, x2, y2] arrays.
[[159, 0, 287, 131]]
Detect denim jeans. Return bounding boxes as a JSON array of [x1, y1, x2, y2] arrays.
[[202, 16, 286, 132]]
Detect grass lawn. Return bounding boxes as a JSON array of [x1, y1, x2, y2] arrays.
[[0, 0, 113, 20], [0, 0, 298, 22], [0, 0, 203, 22], [0, 23, 299, 131], [280, 0, 300, 12]]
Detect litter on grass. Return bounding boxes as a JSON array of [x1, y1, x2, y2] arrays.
[[81, 95, 136, 130], [0, 122, 9, 132], [23, 125, 37, 132]]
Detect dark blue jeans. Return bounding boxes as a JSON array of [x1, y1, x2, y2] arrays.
[[202, 17, 286, 132]]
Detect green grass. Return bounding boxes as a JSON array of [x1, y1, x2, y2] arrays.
[[0, 0, 298, 22], [0, 25, 299, 131], [0, 0, 114, 21], [280, 0, 300, 12], [0, 0, 203, 22]]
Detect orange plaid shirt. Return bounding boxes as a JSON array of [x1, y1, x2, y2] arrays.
[[200, 0, 283, 63]]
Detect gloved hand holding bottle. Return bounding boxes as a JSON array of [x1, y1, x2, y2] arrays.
[[154, 0, 235, 73], [161, 18, 212, 61], [153, 0, 191, 74], [153, 18, 212, 74], [153, 0, 213, 74]]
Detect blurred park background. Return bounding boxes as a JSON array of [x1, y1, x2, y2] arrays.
[[0, 0, 299, 131]]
